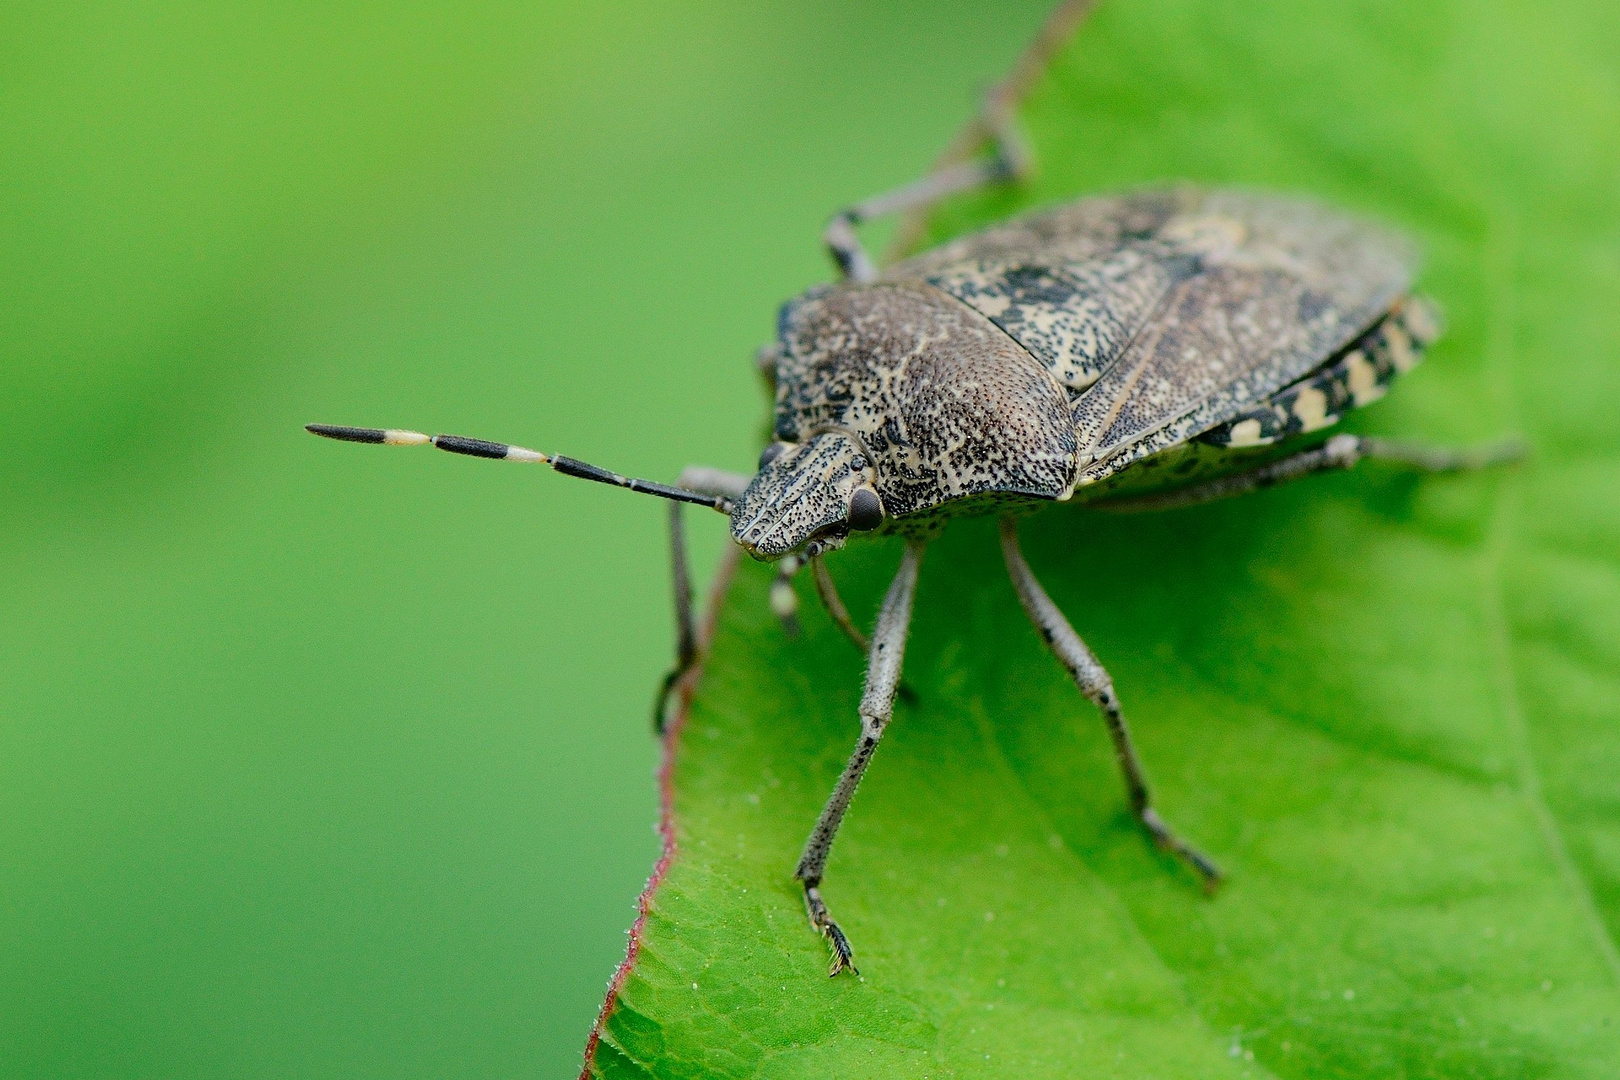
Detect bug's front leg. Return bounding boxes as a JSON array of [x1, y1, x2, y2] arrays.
[[653, 466, 751, 732], [999, 517, 1223, 890], [794, 541, 924, 975], [809, 555, 921, 706]]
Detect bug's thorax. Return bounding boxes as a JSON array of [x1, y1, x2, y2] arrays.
[[732, 280, 1080, 559]]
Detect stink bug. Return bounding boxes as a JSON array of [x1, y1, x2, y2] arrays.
[[308, 0, 1521, 978]]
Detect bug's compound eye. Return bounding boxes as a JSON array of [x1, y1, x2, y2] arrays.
[[846, 486, 884, 531], [758, 441, 789, 470]]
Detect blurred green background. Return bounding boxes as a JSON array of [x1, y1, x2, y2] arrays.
[[0, 2, 1056, 1075]]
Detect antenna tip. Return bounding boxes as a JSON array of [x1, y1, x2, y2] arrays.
[[306, 424, 430, 446], [308, 423, 383, 443]]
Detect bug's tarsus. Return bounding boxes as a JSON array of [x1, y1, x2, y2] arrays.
[[1141, 807, 1225, 894], [803, 881, 858, 976], [980, 81, 1033, 183], [794, 541, 924, 976], [1000, 517, 1223, 892]]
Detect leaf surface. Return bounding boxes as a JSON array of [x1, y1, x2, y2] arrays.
[[588, 1, 1620, 1075]]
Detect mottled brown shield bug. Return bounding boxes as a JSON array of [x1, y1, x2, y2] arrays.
[[308, 0, 1520, 978]]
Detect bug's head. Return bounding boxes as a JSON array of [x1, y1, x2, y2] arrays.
[[729, 428, 883, 561]]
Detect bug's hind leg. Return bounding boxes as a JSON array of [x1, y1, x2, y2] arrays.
[[881, 0, 1099, 263], [1357, 436, 1528, 473], [1096, 433, 1525, 515], [999, 517, 1223, 890], [824, 120, 1023, 283], [824, 0, 1100, 279], [654, 467, 752, 732], [821, 0, 1085, 285], [794, 541, 924, 975]]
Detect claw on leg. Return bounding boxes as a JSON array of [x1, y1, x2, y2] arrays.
[[1140, 806, 1223, 892], [802, 880, 858, 976]]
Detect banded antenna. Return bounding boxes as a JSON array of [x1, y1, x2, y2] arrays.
[[306, 425, 734, 513]]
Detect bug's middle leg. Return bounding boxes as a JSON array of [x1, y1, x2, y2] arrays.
[[1095, 433, 1525, 515], [999, 516, 1223, 889], [794, 540, 924, 975]]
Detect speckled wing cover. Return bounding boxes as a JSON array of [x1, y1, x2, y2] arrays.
[[889, 186, 1418, 486], [770, 281, 1078, 523]]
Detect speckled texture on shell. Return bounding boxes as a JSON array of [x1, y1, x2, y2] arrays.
[[772, 282, 1077, 518], [891, 187, 1416, 485], [734, 186, 1424, 557], [892, 189, 1191, 393], [1197, 295, 1437, 450]]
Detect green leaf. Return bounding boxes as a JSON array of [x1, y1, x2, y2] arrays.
[[586, 0, 1620, 1074]]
